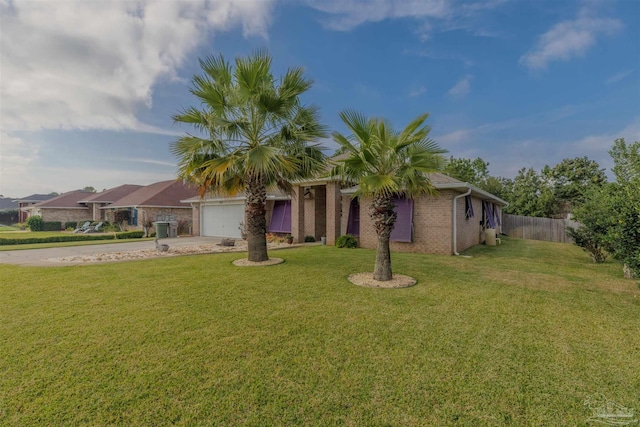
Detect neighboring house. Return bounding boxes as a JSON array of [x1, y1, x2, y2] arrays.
[[22, 191, 95, 223], [186, 170, 507, 255], [103, 180, 198, 230], [78, 185, 143, 221], [14, 194, 57, 222]]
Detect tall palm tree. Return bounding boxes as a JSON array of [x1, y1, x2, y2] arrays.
[[172, 51, 327, 262], [330, 110, 447, 281]]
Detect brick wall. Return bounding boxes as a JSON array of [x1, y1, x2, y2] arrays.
[[40, 208, 91, 224], [358, 191, 460, 255]]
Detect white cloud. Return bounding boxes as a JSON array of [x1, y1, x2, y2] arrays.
[[447, 75, 472, 99], [434, 128, 472, 146], [408, 84, 428, 97], [308, 0, 449, 31], [605, 69, 633, 85], [0, 0, 275, 134], [520, 8, 623, 70], [0, 132, 41, 196]]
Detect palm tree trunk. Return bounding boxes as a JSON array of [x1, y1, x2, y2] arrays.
[[371, 195, 397, 281], [245, 173, 269, 262]]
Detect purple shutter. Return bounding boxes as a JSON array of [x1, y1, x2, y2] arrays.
[[268, 201, 291, 233], [465, 195, 474, 218], [347, 198, 360, 236], [390, 197, 413, 242], [493, 203, 501, 226], [483, 201, 496, 228]]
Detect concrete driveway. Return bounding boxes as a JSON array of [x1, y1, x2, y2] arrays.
[[0, 236, 223, 267]]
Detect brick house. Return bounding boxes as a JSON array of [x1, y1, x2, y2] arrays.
[[14, 194, 57, 222], [186, 172, 507, 255], [22, 190, 95, 224], [78, 185, 143, 221], [103, 180, 198, 231]]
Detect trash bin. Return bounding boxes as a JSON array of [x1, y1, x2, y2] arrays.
[[168, 221, 178, 238], [154, 221, 169, 238], [485, 228, 497, 246]]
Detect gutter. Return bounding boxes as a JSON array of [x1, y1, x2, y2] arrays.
[[452, 189, 472, 256]]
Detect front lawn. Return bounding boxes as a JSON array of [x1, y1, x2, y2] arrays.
[[1, 239, 638, 425]]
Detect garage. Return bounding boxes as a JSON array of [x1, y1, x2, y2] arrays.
[[201, 202, 244, 238]]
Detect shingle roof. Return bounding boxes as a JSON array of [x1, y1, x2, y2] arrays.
[[105, 180, 198, 209], [0, 198, 18, 210], [79, 185, 144, 203], [13, 194, 57, 203], [428, 172, 464, 184], [31, 191, 94, 209]]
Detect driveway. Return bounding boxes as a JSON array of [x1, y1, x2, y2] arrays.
[[0, 236, 223, 267]]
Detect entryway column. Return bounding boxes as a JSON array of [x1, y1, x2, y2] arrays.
[[291, 186, 305, 244], [325, 182, 341, 245]]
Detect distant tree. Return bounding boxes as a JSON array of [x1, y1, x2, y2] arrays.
[[82, 186, 97, 193], [48, 192, 59, 196], [504, 167, 554, 217], [482, 176, 514, 202], [443, 156, 490, 187], [541, 156, 606, 216], [330, 110, 447, 281]]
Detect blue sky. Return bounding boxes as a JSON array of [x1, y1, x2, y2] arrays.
[[1, 0, 638, 197]]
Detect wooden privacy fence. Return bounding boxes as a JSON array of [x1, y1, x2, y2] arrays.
[[502, 214, 581, 243]]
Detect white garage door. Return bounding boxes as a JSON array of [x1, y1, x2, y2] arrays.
[[201, 203, 244, 238]]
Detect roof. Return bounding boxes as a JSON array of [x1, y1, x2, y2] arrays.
[[78, 184, 144, 203], [13, 194, 57, 203], [105, 180, 198, 209], [340, 173, 508, 206], [29, 190, 94, 209], [0, 198, 19, 210]]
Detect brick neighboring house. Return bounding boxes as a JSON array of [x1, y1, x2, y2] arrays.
[[22, 191, 95, 224], [103, 180, 198, 231], [78, 185, 143, 221], [187, 170, 507, 255], [14, 194, 57, 222]]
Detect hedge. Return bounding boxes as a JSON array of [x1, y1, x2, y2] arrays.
[[0, 234, 116, 246], [42, 221, 62, 231], [64, 221, 78, 230], [115, 231, 145, 239]]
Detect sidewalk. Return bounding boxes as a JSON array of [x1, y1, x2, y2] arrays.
[[0, 236, 223, 267]]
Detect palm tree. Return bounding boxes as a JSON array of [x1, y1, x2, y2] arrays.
[[171, 51, 327, 262], [330, 110, 447, 281]]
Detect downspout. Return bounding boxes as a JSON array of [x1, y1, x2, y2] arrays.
[[452, 188, 472, 256]]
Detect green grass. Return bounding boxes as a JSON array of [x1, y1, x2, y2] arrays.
[[0, 225, 19, 232], [1, 238, 638, 426]]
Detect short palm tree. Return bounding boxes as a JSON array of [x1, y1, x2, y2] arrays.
[[330, 110, 447, 281], [172, 51, 327, 262]]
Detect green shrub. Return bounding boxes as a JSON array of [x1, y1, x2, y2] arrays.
[[65, 221, 78, 229], [304, 235, 316, 242], [0, 234, 115, 245], [115, 231, 145, 239], [336, 234, 358, 248], [42, 221, 62, 231], [26, 216, 43, 231]]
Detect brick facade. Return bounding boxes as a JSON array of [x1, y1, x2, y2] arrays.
[[35, 208, 91, 225], [356, 191, 487, 255]]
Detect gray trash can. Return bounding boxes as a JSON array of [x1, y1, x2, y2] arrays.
[[154, 221, 169, 238]]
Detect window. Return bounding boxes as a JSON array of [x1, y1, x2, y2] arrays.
[[390, 197, 413, 242], [465, 195, 474, 219], [268, 200, 291, 233]]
